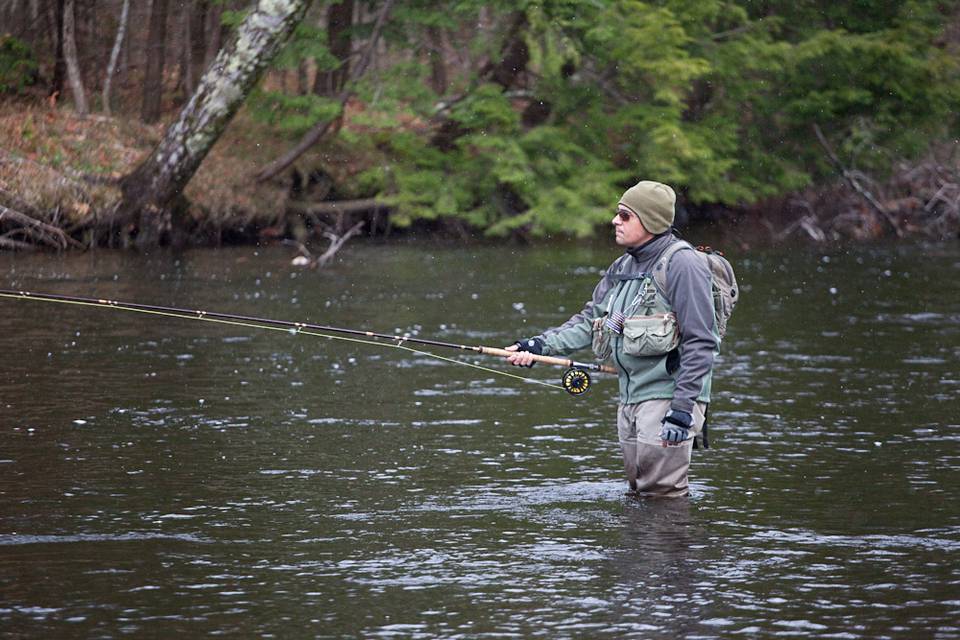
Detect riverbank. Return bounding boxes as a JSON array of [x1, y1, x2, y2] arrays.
[[0, 100, 379, 249], [1, 101, 957, 251]]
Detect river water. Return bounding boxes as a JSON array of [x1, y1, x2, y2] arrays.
[[1, 239, 958, 638]]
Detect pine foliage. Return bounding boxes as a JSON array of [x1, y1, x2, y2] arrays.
[[255, 0, 960, 237], [0, 36, 38, 95]]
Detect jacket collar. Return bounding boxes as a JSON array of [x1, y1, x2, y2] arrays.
[[625, 232, 674, 263]]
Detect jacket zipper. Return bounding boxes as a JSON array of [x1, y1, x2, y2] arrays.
[[611, 281, 631, 396]]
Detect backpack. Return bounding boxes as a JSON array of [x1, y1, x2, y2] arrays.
[[652, 240, 739, 340]]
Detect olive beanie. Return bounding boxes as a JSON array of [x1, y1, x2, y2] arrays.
[[618, 180, 676, 234]]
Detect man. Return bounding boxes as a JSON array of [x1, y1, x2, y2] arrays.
[[505, 180, 718, 498]]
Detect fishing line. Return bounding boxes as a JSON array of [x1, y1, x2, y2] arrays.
[[0, 289, 566, 391]]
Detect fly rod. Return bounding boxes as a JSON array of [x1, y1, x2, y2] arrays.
[[0, 289, 615, 395]]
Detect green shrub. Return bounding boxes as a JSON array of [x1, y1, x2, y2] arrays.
[[0, 35, 38, 94]]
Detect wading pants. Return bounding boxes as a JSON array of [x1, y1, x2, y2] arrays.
[[617, 399, 707, 498]]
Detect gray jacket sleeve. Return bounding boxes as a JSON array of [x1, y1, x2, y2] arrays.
[[666, 249, 718, 414], [537, 259, 621, 356]]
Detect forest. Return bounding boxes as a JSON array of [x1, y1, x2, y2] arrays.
[[0, 0, 959, 250]]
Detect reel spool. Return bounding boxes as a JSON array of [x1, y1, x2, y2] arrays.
[[561, 367, 591, 395]]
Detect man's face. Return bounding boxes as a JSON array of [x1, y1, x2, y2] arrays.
[[612, 206, 653, 247]]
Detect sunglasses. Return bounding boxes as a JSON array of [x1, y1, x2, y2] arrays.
[[616, 210, 636, 222]]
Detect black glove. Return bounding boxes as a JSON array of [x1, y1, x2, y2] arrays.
[[660, 409, 693, 444], [512, 337, 544, 367]]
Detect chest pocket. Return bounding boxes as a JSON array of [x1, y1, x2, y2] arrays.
[[593, 275, 680, 359], [621, 276, 679, 357], [622, 312, 679, 356]]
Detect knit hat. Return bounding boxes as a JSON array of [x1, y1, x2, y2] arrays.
[[618, 180, 676, 234]]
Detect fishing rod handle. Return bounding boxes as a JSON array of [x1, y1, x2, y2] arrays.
[[478, 346, 617, 374]]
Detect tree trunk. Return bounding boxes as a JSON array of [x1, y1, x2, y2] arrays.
[[102, 0, 130, 116], [48, 0, 66, 99], [426, 25, 447, 95], [141, 0, 170, 124], [203, 3, 225, 69], [62, 0, 88, 115], [313, 0, 353, 96], [81, 0, 98, 72], [187, 0, 208, 94], [297, 58, 310, 95], [119, 3, 131, 81], [482, 12, 529, 90], [3, 0, 24, 38], [177, 4, 191, 96], [118, 0, 311, 248]]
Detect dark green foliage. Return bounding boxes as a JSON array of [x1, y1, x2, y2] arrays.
[[255, 0, 960, 237], [273, 22, 339, 72], [0, 36, 38, 95], [249, 89, 343, 135]]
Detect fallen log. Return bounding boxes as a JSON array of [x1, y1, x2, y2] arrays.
[[287, 198, 390, 217]]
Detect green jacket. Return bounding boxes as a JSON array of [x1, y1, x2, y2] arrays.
[[538, 234, 718, 411]]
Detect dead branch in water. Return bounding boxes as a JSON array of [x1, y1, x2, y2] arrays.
[[0, 236, 35, 251], [0, 203, 80, 250], [316, 220, 365, 267], [285, 220, 365, 269]]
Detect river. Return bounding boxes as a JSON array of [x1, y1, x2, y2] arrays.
[[1, 238, 958, 638]]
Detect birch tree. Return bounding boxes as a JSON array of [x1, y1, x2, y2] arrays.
[[102, 0, 130, 116], [118, 0, 312, 247]]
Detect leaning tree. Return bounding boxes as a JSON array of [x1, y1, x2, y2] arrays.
[[117, 0, 312, 247]]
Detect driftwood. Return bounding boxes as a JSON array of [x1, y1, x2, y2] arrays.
[[0, 203, 78, 250], [0, 237, 34, 251], [284, 220, 364, 269], [763, 214, 827, 243]]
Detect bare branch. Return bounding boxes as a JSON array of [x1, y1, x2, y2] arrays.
[[315, 221, 364, 267], [0, 236, 36, 251], [813, 123, 903, 237], [287, 198, 389, 217], [0, 204, 79, 250]]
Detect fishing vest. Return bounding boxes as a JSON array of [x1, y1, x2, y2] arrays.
[[593, 255, 714, 406]]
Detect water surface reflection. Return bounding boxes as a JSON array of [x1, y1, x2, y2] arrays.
[[1, 242, 958, 637]]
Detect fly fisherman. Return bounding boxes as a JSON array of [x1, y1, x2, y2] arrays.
[[505, 180, 719, 498]]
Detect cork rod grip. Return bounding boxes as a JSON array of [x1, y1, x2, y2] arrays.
[[478, 346, 617, 374]]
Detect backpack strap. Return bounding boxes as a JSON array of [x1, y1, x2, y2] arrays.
[[652, 240, 695, 295]]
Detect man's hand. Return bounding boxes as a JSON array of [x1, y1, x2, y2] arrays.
[[504, 337, 543, 368], [660, 409, 693, 447]]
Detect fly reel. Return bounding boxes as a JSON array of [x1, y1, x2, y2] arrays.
[[561, 367, 591, 395]]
